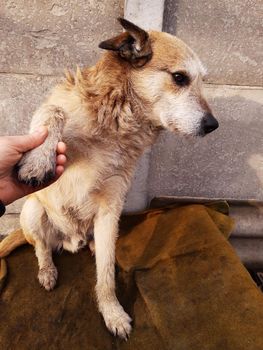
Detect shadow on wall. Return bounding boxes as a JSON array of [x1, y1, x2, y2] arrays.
[[163, 0, 178, 33], [147, 95, 263, 201]]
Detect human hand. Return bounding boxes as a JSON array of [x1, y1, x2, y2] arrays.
[[0, 127, 67, 205]]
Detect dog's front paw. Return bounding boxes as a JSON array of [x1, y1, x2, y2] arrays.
[[101, 302, 132, 339], [38, 266, 58, 291], [17, 145, 56, 186]]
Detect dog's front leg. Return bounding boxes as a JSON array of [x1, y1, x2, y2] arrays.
[[17, 104, 66, 186], [35, 241, 58, 291], [94, 205, 132, 339]]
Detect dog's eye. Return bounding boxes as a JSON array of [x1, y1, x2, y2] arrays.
[[172, 72, 190, 87]]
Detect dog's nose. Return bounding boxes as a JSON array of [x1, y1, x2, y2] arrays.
[[201, 113, 219, 134]]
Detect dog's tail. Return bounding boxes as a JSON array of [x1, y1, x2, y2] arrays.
[[0, 229, 27, 258]]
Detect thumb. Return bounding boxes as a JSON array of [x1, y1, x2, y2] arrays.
[[13, 127, 48, 153]]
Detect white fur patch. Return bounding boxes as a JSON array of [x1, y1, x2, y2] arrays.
[[134, 68, 207, 135], [157, 91, 204, 135], [183, 56, 207, 80]]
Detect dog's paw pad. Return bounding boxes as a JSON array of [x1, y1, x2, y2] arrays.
[[102, 303, 132, 339], [38, 266, 58, 291]]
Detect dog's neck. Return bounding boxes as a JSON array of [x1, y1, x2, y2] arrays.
[[72, 53, 158, 142]]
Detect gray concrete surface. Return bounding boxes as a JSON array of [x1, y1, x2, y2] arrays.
[[163, 0, 263, 86], [1, 0, 123, 75], [0, 74, 58, 135], [148, 85, 263, 201], [229, 237, 263, 269], [0, 214, 20, 236], [124, 0, 164, 30]]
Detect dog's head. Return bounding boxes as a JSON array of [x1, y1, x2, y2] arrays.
[[99, 18, 218, 136]]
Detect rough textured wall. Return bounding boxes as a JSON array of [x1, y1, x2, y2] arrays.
[[163, 0, 262, 86], [1, 1, 123, 75]]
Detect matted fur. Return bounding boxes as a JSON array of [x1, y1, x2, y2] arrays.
[[0, 19, 218, 339]]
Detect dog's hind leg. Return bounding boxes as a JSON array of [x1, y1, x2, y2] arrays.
[[21, 196, 58, 291], [94, 204, 132, 339], [17, 104, 66, 186]]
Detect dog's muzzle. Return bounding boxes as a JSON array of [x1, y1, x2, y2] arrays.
[[200, 113, 219, 135]]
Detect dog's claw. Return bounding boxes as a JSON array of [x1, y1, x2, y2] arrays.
[[116, 325, 130, 341], [38, 266, 58, 291], [101, 302, 132, 339]]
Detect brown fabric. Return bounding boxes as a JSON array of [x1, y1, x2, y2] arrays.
[[1, 203, 263, 350]]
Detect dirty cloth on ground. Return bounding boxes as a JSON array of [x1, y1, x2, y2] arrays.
[[1, 203, 263, 350]]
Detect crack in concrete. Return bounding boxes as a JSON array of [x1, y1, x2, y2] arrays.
[[0, 71, 60, 78], [0, 71, 261, 90]]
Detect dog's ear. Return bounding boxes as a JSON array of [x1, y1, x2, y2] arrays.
[[98, 18, 152, 67]]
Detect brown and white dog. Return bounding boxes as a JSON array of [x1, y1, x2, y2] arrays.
[[0, 18, 218, 338]]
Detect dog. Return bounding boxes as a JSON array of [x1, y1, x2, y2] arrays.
[[0, 18, 218, 339]]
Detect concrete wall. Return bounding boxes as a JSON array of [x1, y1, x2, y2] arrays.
[[163, 0, 262, 86], [1, 1, 123, 75]]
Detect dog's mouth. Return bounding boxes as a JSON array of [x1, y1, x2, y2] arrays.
[[165, 123, 219, 138]]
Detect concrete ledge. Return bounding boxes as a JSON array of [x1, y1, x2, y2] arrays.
[[230, 238, 263, 270], [0, 214, 20, 236]]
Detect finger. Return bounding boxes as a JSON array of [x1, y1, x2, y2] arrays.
[[11, 127, 48, 153], [56, 154, 67, 165], [55, 165, 64, 176], [57, 141, 67, 154]]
